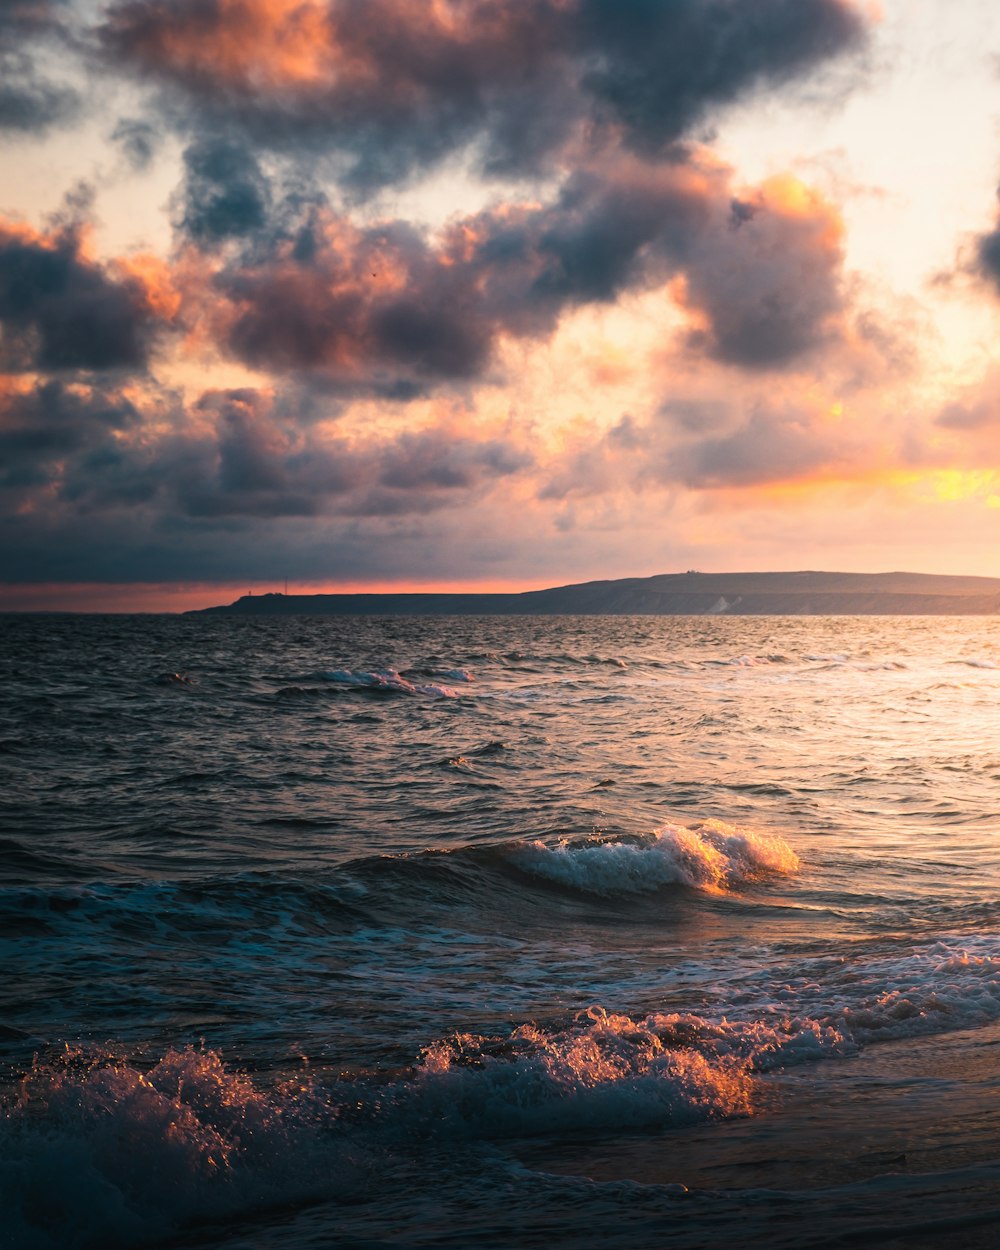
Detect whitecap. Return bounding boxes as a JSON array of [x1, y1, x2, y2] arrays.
[[0, 1046, 359, 1250], [319, 669, 458, 697], [510, 819, 799, 896]]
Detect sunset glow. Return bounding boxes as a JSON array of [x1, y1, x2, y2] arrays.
[[4, 0, 1000, 610]]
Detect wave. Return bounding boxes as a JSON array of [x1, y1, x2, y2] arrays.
[[1, 1046, 351, 1250], [0, 1004, 816, 1250], [0, 819, 796, 953], [510, 820, 799, 895], [9, 931, 1000, 1249], [316, 668, 460, 697], [403, 666, 475, 682], [829, 938, 1000, 1044], [462, 649, 628, 672]]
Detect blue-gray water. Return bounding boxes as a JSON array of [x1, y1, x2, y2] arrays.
[[5, 613, 1000, 1249]]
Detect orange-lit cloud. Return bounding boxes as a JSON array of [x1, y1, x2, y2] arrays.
[[34, 1, 1000, 605], [164, 152, 858, 393], [100, 0, 868, 192]]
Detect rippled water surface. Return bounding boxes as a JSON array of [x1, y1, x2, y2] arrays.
[[5, 613, 1000, 1249]]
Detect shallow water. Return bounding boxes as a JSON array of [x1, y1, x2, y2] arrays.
[[4, 613, 1000, 1248]]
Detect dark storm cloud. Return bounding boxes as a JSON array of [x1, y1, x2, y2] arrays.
[[520, 162, 707, 305], [577, 0, 865, 155], [99, 0, 575, 193], [0, 380, 534, 573], [0, 0, 80, 134], [678, 179, 847, 368], [0, 57, 77, 132], [966, 176, 1000, 297], [0, 379, 139, 492], [176, 136, 272, 244], [195, 156, 845, 387], [0, 499, 430, 584], [99, 0, 867, 191], [177, 392, 531, 518], [202, 169, 689, 385], [212, 211, 498, 382], [0, 222, 169, 370], [975, 216, 1000, 293]]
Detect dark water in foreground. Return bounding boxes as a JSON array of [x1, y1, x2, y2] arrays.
[[4, 613, 1000, 1249]]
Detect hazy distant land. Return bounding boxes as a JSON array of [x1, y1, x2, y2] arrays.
[[192, 571, 1000, 615]]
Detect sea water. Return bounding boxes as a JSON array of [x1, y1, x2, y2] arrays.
[[3, 613, 1000, 1249]]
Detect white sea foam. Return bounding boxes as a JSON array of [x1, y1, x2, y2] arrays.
[[407, 1002, 863, 1138], [1, 1047, 356, 1250], [511, 820, 799, 896], [0, 1014, 769, 1247], [320, 669, 458, 697], [8, 956, 1000, 1250], [828, 938, 1000, 1043], [705, 934, 1000, 1048], [412, 1007, 753, 1135]]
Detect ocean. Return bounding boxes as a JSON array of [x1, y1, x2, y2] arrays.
[[4, 612, 1000, 1249]]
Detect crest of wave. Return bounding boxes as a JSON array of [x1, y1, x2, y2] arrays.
[[1, 1009, 850, 1248], [512, 819, 799, 895], [413, 1005, 754, 1135], [409, 1004, 851, 1138], [0, 1046, 358, 1250]]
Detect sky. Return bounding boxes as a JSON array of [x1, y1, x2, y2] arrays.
[[5, 1, 1000, 611]]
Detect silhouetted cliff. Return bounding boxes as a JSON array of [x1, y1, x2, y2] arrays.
[[191, 571, 1000, 615]]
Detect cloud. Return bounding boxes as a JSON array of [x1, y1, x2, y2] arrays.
[[0, 380, 535, 574], [0, 0, 80, 134], [0, 378, 140, 494], [100, 0, 577, 191], [0, 56, 77, 133], [0, 1, 888, 597], [935, 366, 1000, 433], [176, 135, 272, 244], [99, 0, 868, 190], [677, 175, 847, 367], [110, 117, 160, 171], [195, 207, 501, 384], [535, 371, 889, 504], [665, 403, 850, 488], [176, 154, 849, 389], [974, 207, 1000, 293], [0, 218, 177, 371], [576, 0, 866, 155], [376, 426, 532, 491]]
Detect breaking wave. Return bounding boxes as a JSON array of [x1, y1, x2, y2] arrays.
[[316, 668, 459, 697], [510, 819, 799, 895], [10, 936, 1000, 1250], [0, 1004, 824, 1250]]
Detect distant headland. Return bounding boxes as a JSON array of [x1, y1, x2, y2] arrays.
[[189, 570, 1000, 616]]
